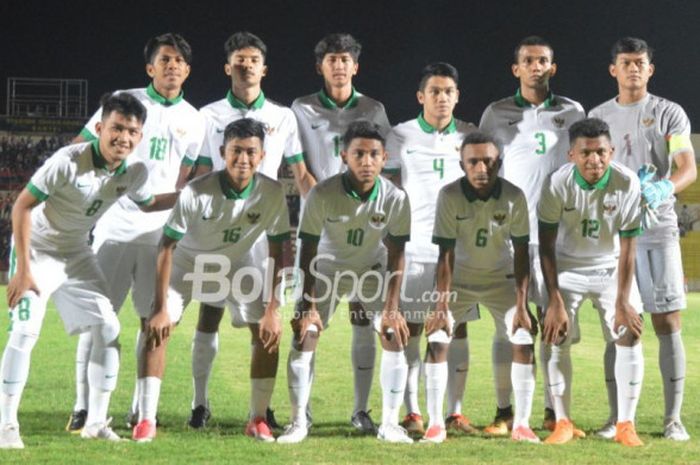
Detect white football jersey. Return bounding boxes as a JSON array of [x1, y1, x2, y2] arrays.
[[164, 171, 290, 261], [299, 173, 411, 271], [433, 177, 529, 282], [83, 85, 205, 246], [537, 162, 642, 271], [27, 141, 152, 253], [198, 91, 304, 177], [292, 88, 390, 182], [385, 114, 476, 263], [479, 90, 585, 244], [589, 93, 693, 244]]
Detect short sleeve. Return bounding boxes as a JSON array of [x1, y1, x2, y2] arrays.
[[266, 187, 292, 242], [282, 109, 305, 165], [383, 127, 402, 174], [79, 107, 102, 141], [386, 190, 411, 244], [298, 186, 324, 241], [618, 175, 643, 236], [510, 189, 530, 241], [663, 103, 693, 156], [478, 105, 495, 133], [196, 110, 216, 167], [126, 162, 154, 205], [373, 104, 392, 136], [163, 184, 195, 241], [27, 150, 70, 201], [432, 187, 457, 248], [183, 113, 206, 166], [537, 173, 562, 228]]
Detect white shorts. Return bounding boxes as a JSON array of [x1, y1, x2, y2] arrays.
[[635, 242, 686, 313], [311, 262, 386, 328], [96, 240, 157, 318], [400, 259, 436, 323], [450, 276, 532, 345], [167, 252, 265, 327], [9, 245, 117, 336], [553, 267, 643, 344], [529, 243, 548, 308]]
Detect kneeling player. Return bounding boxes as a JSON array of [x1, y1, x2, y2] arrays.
[[133, 118, 290, 442], [539, 118, 645, 447], [428, 131, 538, 443], [277, 121, 412, 444], [1, 93, 174, 448]]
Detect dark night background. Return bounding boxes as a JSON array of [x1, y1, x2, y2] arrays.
[[1, 0, 699, 127]]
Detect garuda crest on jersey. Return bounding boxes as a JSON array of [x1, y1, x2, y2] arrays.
[[369, 213, 386, 229], [492, 211, 507, 225], [642, 118, 655, 127], [602, 202, 618, 215], [115, 186, 127, 196], [247, 211, 261, 224], [552, 117, 565, 128]]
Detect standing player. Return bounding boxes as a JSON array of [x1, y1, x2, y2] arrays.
[[276, 121, 412, 444], [479, 36, 585, 434], [1, 93, 173, 448], [131, 118, 290, 442], [590, 37, 696, 441], [67, 33, 205, 432], [188, 31, 314, 430], [291, 32, 391, 433], [539, 118, 645, 447], [429, 131, 538, 443], [383, 62, 477, 436]]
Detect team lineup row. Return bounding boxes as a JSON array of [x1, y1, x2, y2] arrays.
[[0, 31, 695, 448]]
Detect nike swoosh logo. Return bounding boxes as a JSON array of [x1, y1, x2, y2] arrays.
[[357, 366, 374, 371], [311, 123, 324, 130], [508, 120, 520, 126], [665, 297, 676, 302], [456, 215, 470, 221], [77, 183, 91, 188], [202, 215, 215, 220], [216, 128, 224, 133], [629, 381, 641, 386], [390, 389, 403, 394], [670, 377, 685, 382], [406, 149, 418, 154], [564, 207, 576, 212], [2, 380, 21, 384], [548, 382, 563, 387], [105, 374, 118, 379], [327, 218, 341, 223], [455, 368, 469, 373]]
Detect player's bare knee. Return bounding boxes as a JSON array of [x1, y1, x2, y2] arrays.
[[651, 310, 681, 335], [407, 321, 423, 337], [616, 331, 640, 347], [348, 301, 371, 326], [197, 304, 225, 332], [512, 344, 534, 364], [425, 341, 448, 363], [452, 322, 468, 339]]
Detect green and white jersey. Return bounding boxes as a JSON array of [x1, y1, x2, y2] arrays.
[[198, 91, 304, 177], [385, 114, 476, 263], [589, 93, 693, 245], [537, 162, 642, 271], [299, 173, 411, 270], [432, 178, 529, 282], [81, 84, 205, 245], [479, 90, 585, 244], [291, 88, 390, 182], [164, 171, 290, 261], [26, 141, 152, 253]]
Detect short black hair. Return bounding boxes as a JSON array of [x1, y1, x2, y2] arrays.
[[223, 118, 266, 146], [225, 32, 267, 60], [100, 92, 147, 124], [460, 131, 502, 156], [568, 118, 611, 144], [342, 120, 385, 150], [611, 37, 653, 63], [418, 62, 459, 91], [514, 35, 553, 63], [144, 33, 192, 65], [314, 33, 362, 64]]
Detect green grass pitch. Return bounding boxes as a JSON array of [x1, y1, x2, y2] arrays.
[[0, 290, 697, 464]]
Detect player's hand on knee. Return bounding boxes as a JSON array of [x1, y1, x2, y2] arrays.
[[298, 310, 323, 345], [259, 310, 282, 353], [381, 309, 409, 348], [425, 309, 451, 338], [7, 271, 40, 309], [614, 300, 643, 339], [513, 304, 538, 337], [542, 299, 568, 345], [146, 311, 171, 349]]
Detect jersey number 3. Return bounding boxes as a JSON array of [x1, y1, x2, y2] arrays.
[[534, 132, 547, 155]]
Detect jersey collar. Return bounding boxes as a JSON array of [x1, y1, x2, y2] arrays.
[[146, 83, 184, 107], [219, 171, 256, 199], [417, 112, 457, 134], [573, 166, 611, 190], [514, 88, 556, 109], [317, 87, 359, 110], [341, 172, 379, 201], [460, 177, 502, 202], [91, 140, 127, 176], [227, 89, 265, 110]]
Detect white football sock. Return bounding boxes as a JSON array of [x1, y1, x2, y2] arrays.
[[539, 341, 553, 411], [250, 377, 275, 419], [86, 322, 120, 425], [544, 343, 571, 420], [0, 392, 21, 426], [0, 332, 37, 425], [351, 324, 375, 414], [658, 331, 685, 423], [615, 344, 643, 423], [130, 329, 145, 416], [511, 362, 536, 428], [287, 348, 313, 427], [381, 350, 408, 426], [603, 341, 617, 422], [403, 335, 421, 415], [447, 337, 469, 416], [425, 362, 447, 428], [138, 377, 162, 422], [492, 339, 513, 409], [74, 331, 91, 411], [191, 330, 218, 409]]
